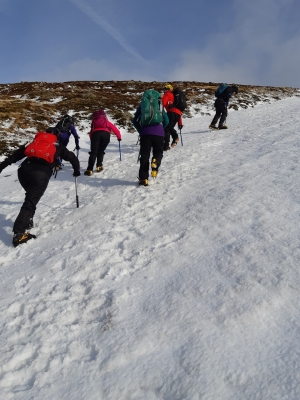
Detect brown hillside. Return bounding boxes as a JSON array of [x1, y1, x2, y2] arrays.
[[0, 80, 299, 156]]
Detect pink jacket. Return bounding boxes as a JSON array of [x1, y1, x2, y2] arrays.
[[89, 111, 122, 140]]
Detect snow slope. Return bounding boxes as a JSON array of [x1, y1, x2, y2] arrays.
[[1, 97, 300, 399]]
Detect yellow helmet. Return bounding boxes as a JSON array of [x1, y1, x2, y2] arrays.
[[164, 83, 173, 91]]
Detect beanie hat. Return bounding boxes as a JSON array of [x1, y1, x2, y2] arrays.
[[232, 85, 238, 94]]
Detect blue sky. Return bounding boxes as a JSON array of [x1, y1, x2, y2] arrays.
[[1, 0, 300, 87]]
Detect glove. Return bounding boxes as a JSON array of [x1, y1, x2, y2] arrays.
[[117, 138, 122, 142], [178, 125, 183, 130], [73, 170, 81, 177], [76, 144, 80, 150]]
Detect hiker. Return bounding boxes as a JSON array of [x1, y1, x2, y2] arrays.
[[209, 84, 239, 129], [55, 114, 80, 169], [162, 84, 184, 149], [0, 128, 80, 247], [84, 110, 121, 176], [132, 89, 169, 186]]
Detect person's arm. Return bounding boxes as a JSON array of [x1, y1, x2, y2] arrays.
[[107, 121, 122, 140], [162, 110, 169, 128], [70, 126, 80, 148], [178, 115, 183, 129], [0, 146, 26, 173], [132, 106, 142, 134]]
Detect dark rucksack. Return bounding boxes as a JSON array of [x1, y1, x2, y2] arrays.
[[56, 115, 74, 133], [171, 88, 187, 112], [215, 83, 228, 97], [24, 132, 57, 163], [140, 89, 163, 126]]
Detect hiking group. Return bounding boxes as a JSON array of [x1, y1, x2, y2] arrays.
[[0, 82, 237, 247]]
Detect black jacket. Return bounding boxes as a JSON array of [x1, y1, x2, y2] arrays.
[[215, 85, 238, 105], [0, 143, 80, 175]]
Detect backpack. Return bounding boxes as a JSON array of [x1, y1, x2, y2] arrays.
[[215, 83, 228, 97], [56, 115, 74, 133], [171, 88, 187, 112], [24, 132, 57, 163], [91, 110, 108, 131], [140, 90, 163, 126]]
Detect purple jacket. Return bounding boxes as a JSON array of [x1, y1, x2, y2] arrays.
[[140, 124, 165, 137]]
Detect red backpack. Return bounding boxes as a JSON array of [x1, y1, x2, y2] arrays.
[[92, 110, 108, 130], [24, 132, 57, 163]]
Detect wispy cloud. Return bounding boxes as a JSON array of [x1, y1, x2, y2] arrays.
[[22, 58, 155, 82], [69, 0, 146, 63], [170, 0, 300, 87]]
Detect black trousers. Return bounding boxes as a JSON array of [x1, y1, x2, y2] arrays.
[[87, 130, 110, 170], [139, 135, 164, 180], [164, 112, 180, 148], [211, 99, 228, 127], [14, 161, 51, 233]]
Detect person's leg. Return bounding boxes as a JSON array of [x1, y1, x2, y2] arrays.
[[96, 131, 111, 167], [210, 99, 223, 127], [87, 131, 101, 171], [152, 136, 164, 170], [164, 126, 171, 150], [167, 112, 180, 142], [57, 134, 69, 167], [13, 164, 50, 234], [139, 135, 152, 181], [210, 111, 221, 126], [218, 105, 228, 127]]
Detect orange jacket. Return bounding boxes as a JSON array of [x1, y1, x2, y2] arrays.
[[162, 90, 183, 126]]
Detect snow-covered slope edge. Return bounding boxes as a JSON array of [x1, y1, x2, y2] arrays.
[[1, 97, 300, 399]]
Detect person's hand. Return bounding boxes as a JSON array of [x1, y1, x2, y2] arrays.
[[178, 125, 183, 130], [73, 170, 81, 177], [117, 138, 122, 142], [76, 144, 80, 150]]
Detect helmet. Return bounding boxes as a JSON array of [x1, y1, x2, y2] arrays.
[[164, 84, 173, 91], [63, 114, 74, 124]]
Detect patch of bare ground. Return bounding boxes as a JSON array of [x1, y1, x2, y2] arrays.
[[0, 80, 299, 155]]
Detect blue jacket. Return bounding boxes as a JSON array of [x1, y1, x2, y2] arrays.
[[59, 125, 79, 146]]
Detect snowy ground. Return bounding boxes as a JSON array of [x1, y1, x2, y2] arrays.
[[1, 97, 300, 399]]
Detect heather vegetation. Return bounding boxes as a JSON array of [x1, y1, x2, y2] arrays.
[[0, 80, 298, 156]]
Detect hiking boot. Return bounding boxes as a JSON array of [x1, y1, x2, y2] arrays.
[[27, 218, 34, 230], [96, 166, 103, 172], [13, 232, 36, 247], [139, 179, 149, 186], [151, 158, 158, 178], [55, 165, 62, 171], [218, 125, 228, 129], [209, 124, 218, 130], [84, 170, 93, 176], [163, 146, 170, 151]]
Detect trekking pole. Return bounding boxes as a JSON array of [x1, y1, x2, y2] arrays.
[[179, 128, 183, 146], [118, 140, 122, 161], [137, 150, 141, 163], [75, 177, 79, 208]]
